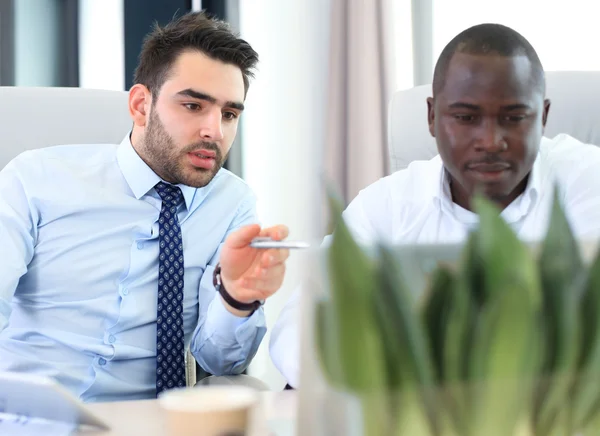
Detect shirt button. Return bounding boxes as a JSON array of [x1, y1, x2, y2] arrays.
[[108, 335, 116, 344], [137, 241, 144, 250], [98, 358, 107, 366], [122, 288, 129, 296]]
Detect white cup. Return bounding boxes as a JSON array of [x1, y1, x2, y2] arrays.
[[158, 386, 259, 436]]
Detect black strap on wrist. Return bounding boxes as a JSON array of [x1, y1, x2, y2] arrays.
[[213, 264, 263, 312]]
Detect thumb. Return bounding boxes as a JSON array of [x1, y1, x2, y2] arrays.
[[224, 224, 262, 249]]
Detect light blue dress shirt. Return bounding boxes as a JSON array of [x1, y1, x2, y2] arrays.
[[0, 135, 266, 402]]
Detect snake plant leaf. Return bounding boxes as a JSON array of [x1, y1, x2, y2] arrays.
[[443, 268, 476, 436], [570, 248, 600, 432], [467, 195, 541, 436], [376, 243, 441, 436], [315, 300, 345, 387], [532, 188, 583, 436], [323, 185, 387, 391], [421, 266, 455, 384]]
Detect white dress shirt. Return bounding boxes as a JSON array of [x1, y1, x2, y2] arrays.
[[270, 133, 600, 388], [0, 135, 266, 402]]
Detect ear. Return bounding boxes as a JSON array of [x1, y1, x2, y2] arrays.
[[541, 98, 551, 129], [426, 97, 436, 137], [129, 84, 152, 128]]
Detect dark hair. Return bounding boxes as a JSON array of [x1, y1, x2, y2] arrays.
[[432, 23, 544, 96], [133, 11, 258, 97]]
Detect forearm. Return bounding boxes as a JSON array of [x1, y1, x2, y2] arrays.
[[189, 295, 266, 375]]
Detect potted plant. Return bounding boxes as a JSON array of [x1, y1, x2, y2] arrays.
[[315, 189, 600, 436]]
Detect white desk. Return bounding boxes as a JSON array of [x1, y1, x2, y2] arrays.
[[78, 390, 297, 436]]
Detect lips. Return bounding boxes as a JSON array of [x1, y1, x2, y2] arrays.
[[191, 149, 216, 159], [466, 161, 511, 183], [467, 162, 511, 172], [187, 151, 216, 170]]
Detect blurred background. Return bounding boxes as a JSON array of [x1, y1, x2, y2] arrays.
[[1, 0, 597, 389]]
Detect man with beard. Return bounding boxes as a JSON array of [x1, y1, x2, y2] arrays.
[[0, 12, 289, 401]]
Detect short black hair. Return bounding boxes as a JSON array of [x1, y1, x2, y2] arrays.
[[432, 23, 544, 96], [133, 11, 258, 97]]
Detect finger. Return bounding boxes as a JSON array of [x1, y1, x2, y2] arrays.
[[260, 248, 290, 268], [224, 224, 261, 249], [244, 264, 286, 292], [258, 225, 289, 241]]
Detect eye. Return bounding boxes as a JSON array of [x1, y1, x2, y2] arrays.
[[503, 115, 526, 122], [454, 114, 477, 122], [223, 111, 238, 120], [183, 103, 201, 111]]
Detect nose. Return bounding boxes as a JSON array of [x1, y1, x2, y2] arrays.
[[199, 109, 224, 141], [474, 119, 507, 153]]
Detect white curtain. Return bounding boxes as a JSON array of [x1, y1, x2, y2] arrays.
[[324, 0, 396, 205]]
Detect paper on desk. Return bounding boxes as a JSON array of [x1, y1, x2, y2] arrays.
[[0, 412, 77, 436]]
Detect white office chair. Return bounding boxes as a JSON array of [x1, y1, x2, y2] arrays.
[[387, 71, 600, 173], [0, 86, 205, 387], [0, 87, 131, 169]]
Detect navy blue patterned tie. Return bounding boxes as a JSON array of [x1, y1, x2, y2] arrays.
[[154, 182, 186, 396]]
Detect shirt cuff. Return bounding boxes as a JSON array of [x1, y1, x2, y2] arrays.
[[203, 294, 265, 344]]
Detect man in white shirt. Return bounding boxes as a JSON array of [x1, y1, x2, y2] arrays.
[[270, 23, 600, 388]]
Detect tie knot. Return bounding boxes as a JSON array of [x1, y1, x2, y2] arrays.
[[155, 182, 184, 208]]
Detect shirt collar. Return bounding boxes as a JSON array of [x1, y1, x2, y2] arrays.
[[433, 149, 543, 223], [116, 133, 196, 209]]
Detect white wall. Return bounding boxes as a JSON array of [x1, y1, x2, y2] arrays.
[[392, 0, 415, 91], [239, 0, 330, 388], [78, 0, 125, 91], [431, 0, 600, 78]]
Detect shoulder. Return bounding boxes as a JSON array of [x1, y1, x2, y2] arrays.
[[538, 134, 600, 239], [354, 155, 442, 214], [343, 156, 442, 241], [3, 143, 118, 181], [209, 168, 255, 200], [201, 168, 257, 220], [360, 156, 441, 198], [8, 143, 118, 169], [539, 134, 600, 186], [540, 134, 600, 164]]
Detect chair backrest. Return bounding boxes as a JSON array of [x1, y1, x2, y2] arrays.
[[388, 71, 600, 173], [0, 87, 131, 169]]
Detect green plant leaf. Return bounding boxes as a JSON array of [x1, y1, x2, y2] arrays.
[[318, 185, 392, 435], [314, 300, 345, 387], [533, 187, 583, 436], [375, 244, 442, 435], [421, 266, 455, 384], [443, 268, 475, 436], [467, 195, 541, 436], [570, 248, 600, 432], [323, 185, 387, 392]]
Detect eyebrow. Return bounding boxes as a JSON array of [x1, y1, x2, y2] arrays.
[[448, 102, 480, 110], [176, 88, 245, 111], [502, 103, 533, 111], [448, 102, 533, 111]]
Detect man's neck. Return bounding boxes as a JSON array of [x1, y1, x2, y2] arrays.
[[448, 174, 530, 212]]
